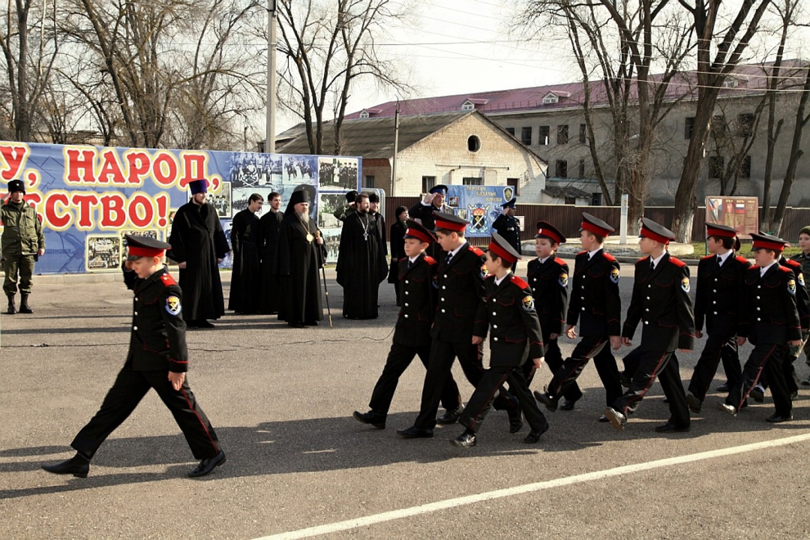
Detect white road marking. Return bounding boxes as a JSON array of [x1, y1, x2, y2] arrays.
[[255, 432, 810, 540]]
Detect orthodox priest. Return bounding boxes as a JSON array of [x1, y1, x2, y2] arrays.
[[259, 191, 283, 314], [228, 193, 263, 314], [336, 193, 387, 319], [277, 189, 325, 327], [168, 179, 230, 328]]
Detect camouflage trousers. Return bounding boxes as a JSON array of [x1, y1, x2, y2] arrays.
[[2, 253, 35, 295]]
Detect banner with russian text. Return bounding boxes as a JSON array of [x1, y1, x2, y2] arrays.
[[445, 185, 514, 237]]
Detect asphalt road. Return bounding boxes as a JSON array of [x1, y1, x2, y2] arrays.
[[1, 260, 809, 539]]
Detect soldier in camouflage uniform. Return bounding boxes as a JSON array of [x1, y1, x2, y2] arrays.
[[1, 179, 45, 314]]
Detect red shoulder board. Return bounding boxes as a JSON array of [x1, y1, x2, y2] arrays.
[[424, 256, 437, 266], [701, 254, 714, 260], [469, 246, 485, 257], [160, 273, 177, 287], [510, 275, 530, 288], [735, 256, 749, 265], [784, 259, 800, 269], [602, 252, 617, 262], [553, 257, 567, 267], [669, 257, 687, 268], [779, 266, 793, 273]]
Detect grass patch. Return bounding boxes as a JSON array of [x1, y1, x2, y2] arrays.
[[684, 242, 803, 259]]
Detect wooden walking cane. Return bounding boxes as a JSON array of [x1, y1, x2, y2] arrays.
[[315, 231, 333, 328]]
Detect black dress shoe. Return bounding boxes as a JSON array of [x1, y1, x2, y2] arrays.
[[450, 431, 477, 448], [716, 382, 731, 393], [507, 407, 523, 433], [766, 413, 794, 423], [188, 450, 226, 478], [717, 402, 737, 417], [749, 386, 765, 403], [353, 410, 386, 429], [524, 423, 549, 443], [533, 391, 558, 412], [686, 392, 702, 414], [559, 399, 576, 411], [436, 406, 463, 425], [397, 426, 433, 439], [604, 407, 626, 431], [41, 454, 90, 478], [654, 422, 690, 433], [598, 415, 609, 423]]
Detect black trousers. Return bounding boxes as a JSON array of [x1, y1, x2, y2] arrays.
[[759, 344, 801, 395], [611, 348, 690, 427], [71, 362, 221, 460], [368, 342, 461, 415], [688, 334, 742, 401], [727, 343, 791, 417], [523, 338, 582, 402], [460, 365, 548, 434], [547, 335, 622, 406]]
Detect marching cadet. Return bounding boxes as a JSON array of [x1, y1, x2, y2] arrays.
[[492, 197, 522, 272], [451, 233, 549, 447], [524, 221, 582, 408], [409, 184, 451, 260], [353, 220, 461, 429], [685, 223, 750, 414], [534, 213, 623, 421], [793, 225, 810, 384], [604, 218, 695, 433], [719, 232, 802, 423], [42, 235, 225, 478], [398, 212, 521, 439]]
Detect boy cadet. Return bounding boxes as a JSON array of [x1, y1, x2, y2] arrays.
[[353, 220, 461, 429], [685, 223, 750, 414], [719, 232, 802, 423], [42, 236, 225, 478], [451, 233, 549, 447], [534, 213, 623, 420], [793, 225, 810, 384], [398, 212, 521, 439], [491, 197, 521, 272], [524, 221, 582, 407], [604, 218, 695, 433]]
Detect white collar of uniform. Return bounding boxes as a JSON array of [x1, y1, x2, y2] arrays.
[[494, 272, 511, 286], [446, 243, 465, 259], [408, 255, 420, 264], [717, 250, 732, 265], [650, 251, 666, 269], [588, 247, 602, 260], [760, 261, 778, 277], [539, 255, 552, 264]]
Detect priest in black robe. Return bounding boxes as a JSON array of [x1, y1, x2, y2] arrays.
[[258, 191, 283, 314], [336, 193, 387, 319], [277, 189, 325, 327], [369, 192, 388, 282], [168, 179, 230, 328], [228, 193, 263, 314]]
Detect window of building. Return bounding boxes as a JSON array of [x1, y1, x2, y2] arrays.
[[555, 160, 568, 178], [591, 192, 602, 206], [507, 177, 520, 197], [538, 125, 550, 145], [712, 115, 726, 136], [462, 177, 483, 186], [579, 123, 587, 144], [557, 125, 569, 145], [461, 101, 474, 111], [738, 113, 755, 137], [365, 175, 375, 188], [467, 135, 481, 152], [422, 176, 436, 193], [543, 94, 559, 104], [505, 127, 515, 137], [578, 160, 585, 178], [521, 126, 532, 145], [564, 196, 576, 205], [359, 110, 369, 119], [708, 156, 724, 179], [740, 156, 751, 178], [685, 117, 695, 139]]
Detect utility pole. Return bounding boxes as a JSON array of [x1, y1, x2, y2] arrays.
[[391, 104, 400, 196], [266, 0, 277, 153]]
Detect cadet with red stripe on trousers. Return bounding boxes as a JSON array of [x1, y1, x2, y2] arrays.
[[604, 218, 695, 433], [41, 235, 225, 479]]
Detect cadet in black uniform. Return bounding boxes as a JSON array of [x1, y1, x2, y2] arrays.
[[42, 236, 225, 478], [524, 221, 582, 407], [451, 233, 549, 447], [491, 197, 521, 272], [534, 213, 623, 420], [353, 221, 461, 429], [793, 225, 810, 384], [685, 223, 750, 413], [409, 184, 451, 260], [719, 233, 802, 423], [604, 218, 695, 433], [398, 212, 520, 438]]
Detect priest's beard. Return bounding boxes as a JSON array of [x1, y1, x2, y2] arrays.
[[297, 211, 309, 223]]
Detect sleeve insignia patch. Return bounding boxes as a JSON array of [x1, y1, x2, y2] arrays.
[[558, 273, 569, 288], [610, 267, 620, 284], [681, 277, 691, 293], [799, 273, 806, 287], [788, 279, 797, 295], [522, 295, 535, 312], [166, 295, 182, 315]]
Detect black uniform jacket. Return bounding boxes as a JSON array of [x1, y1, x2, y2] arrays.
[[408, 201, 448, 230], [492, 214, 522, 254], [394, 254, 438, 347], [474, 274, 544, 367], [694, 253, 751, 337], [526, 256, 568, 337], [780, 256, 810, 332], [566, 249, 622, 337], [431, 243, 487, 344], [622, 253, 695, 352], [125, 266, 189, 372], [738, 264, 802, 345]]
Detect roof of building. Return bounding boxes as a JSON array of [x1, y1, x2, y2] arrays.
[[344, 60, 808, 120], [543, 185, 592, 199]]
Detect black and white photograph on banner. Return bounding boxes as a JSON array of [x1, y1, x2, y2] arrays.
[[188, 181, 232, 218], [219, 218, 234, 270], [120, 229, 161, 245], [318, 157, 359, 190], [320, 227, 342, 263], [227, 151, 282, 188], [282, 155, 317, 185], [318, 193, 348, 229], [85, 235, 122, 271]]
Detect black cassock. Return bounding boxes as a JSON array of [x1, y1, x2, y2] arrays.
[[168, 201, 229, 321], [388, 219, 407, 285], [373, 211, 388, 282], [277, 214, 324, 325], [336, 211, 387, 319], [228, 208, 261, 314], [258, 209, 284, 314]]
